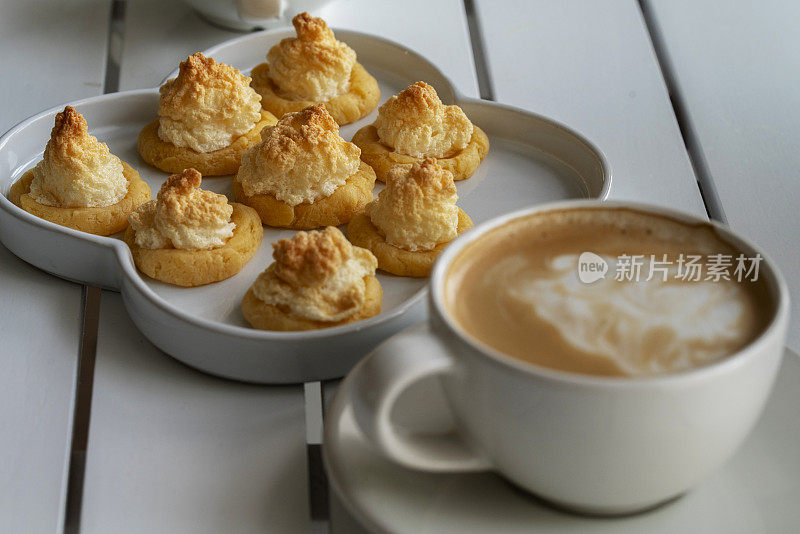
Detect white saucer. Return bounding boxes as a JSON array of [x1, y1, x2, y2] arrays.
[[323, 342, 800, 533]]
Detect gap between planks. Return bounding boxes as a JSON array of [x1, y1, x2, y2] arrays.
[[463, 0, 495, 101], [64, 1, 127, 532], [636, 0, 726, 223]]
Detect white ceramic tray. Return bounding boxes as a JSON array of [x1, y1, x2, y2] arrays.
[[0, 30, 608, 383], [324, 331, 800, 533]]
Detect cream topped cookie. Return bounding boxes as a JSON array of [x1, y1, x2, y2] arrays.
[[266, 12, 357, 101], [29, 106, 127, 208], [157, 53, 262, 153], [129, 168, 235, 250], [251, 227, 377, 322], [374, 82, 473, 158], [367, 158, 459, 251], [237, 104, 361, 205]]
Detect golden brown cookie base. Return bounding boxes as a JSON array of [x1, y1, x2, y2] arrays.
[[10, 162, 151, 236], [347, 205, 473, 277], [241, 275, 382, 331], [137, 110, 278, 176], [251, 62, 380, 126], [233, 162, 376, 229], [352, 124, 490, 182], [124, 203, 263, 287]]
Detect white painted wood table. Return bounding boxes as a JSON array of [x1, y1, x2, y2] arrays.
[[0, 2, 110, 532], [1, 0, 794, 532]]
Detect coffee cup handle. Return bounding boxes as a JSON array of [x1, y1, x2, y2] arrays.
[[351, 324, 491, 472]]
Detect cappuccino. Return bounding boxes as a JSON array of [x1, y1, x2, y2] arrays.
[[445, 208, 773, 377]]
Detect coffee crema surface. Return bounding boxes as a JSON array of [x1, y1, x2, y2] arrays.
[[444, 208, 773, 377]]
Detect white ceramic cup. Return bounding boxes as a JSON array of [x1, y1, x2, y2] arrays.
[[181, 0, 332, 31], [350, 200, 790, 515]]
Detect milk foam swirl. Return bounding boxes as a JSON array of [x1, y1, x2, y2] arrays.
[[501, 254, 750, 375]]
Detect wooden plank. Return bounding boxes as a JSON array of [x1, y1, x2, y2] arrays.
[[80, 293, 309, 533], [643, 0, 800, 352], [0, 257, 84, 533], [301, 0, 479, 422], [0, 0, 110, 133], [316, 0, 478, 97], [118, 0, 241, 91], [472, 0, 707, 217], [86, 5, 311, 517], [118, 0, 479, 97], [0, 1, 111, 532]]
